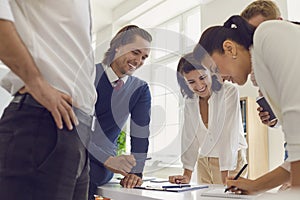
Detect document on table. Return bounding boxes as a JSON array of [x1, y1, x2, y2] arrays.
[[108, 176, 156, 184], [134, 182, 208, 192], [201, 188, 260, 199], [150, 178, 169, 183]]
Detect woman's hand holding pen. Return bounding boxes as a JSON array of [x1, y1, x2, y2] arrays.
[[225, 177, 257, 195]]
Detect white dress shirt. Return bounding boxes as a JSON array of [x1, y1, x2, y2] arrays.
[[104, 64, 128, 87], [252, 20, 300, 162], [181, 83, 247, 171], [0, 0, 96, 115]]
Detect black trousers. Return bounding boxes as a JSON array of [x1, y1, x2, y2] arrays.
[[0, 94, 92, 200], [88, 157, 114, 200]]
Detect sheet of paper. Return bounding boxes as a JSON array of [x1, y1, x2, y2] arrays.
[[150, 178, 169, 183], [134, 182, 208, 192], [201, 188, 259, 199]]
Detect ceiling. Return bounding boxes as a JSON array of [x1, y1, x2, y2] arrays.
[[91, 0, 216, 33], [91, 0, 127, 32]]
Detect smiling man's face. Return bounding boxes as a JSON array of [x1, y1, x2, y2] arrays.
[[112, 35, 150, 77]]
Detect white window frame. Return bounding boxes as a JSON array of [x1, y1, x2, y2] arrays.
[[146, 6, 201, 165]]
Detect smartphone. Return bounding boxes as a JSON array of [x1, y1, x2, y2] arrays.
[[256, 96, 277, 122]]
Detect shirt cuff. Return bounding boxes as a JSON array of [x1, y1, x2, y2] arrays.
[[130, 173, 143, 178], [130, 152, 147, 174], [270, 120, 280, 128], [0, 0, 14, 22], [285, 143, 300, 162], [182, 164, 194, 172], [280, 161, 291, 172]]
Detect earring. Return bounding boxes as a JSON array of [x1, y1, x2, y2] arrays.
[[232, 55, 237, 59]]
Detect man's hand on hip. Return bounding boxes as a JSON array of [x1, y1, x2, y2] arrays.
[[22, 77, 78, 130]]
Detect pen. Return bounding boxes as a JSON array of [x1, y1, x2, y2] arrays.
[[224, 164, 248, 193], [145, 186, 166, 191], [162, 184, 191, 189]]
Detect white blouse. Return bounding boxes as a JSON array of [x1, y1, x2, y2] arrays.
[[252, 20, 300, 162], [181, 82, 247, 171]]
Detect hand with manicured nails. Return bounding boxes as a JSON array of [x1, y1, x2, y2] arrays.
[[104, 155, 136, 176]]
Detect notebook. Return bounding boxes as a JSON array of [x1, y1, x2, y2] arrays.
[[201, 188, 259, 199]]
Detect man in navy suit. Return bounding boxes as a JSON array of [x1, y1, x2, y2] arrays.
[[88, 25, 152, 199]]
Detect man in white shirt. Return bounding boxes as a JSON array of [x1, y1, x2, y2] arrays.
[[0, 1, 96, 199]]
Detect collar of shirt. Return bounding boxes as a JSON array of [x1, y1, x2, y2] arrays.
[[104, 64, 128, 87]]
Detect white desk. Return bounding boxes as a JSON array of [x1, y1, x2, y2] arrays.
[[97, 183, 284, 200], [98, 184, 238, 200]]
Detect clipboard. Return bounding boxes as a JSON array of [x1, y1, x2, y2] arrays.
[[134, 183, 208, 192]]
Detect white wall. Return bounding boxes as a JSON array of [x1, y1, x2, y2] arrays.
[[287, 0, 300, 21], [95, 25, 113, 64], [201, 0, 288, 30]]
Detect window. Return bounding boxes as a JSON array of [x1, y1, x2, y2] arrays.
[[146, 6, 201, 164], [120, 5, 201, 166], [152, 17, 181, 60], [184, 8, 201, 48]]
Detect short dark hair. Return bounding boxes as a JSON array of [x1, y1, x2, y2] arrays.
[[102, 25, 152, 66]]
